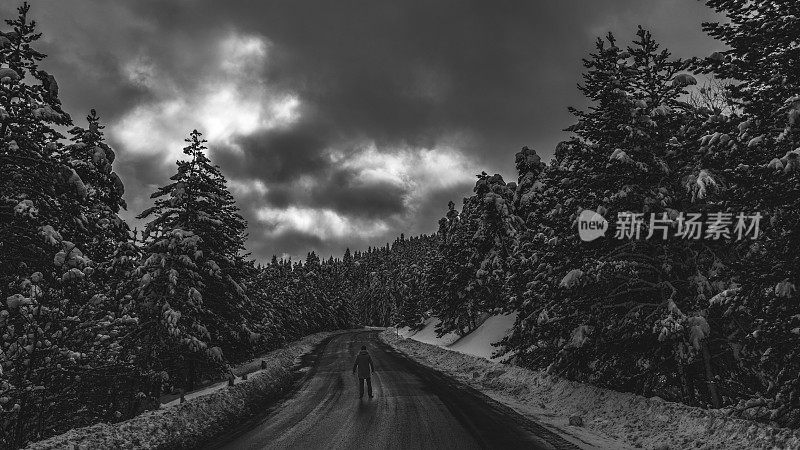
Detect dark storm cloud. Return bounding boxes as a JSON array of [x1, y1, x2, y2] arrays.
[[206, 0, 720, 167], [218, 124, 332, 183], [307, 168, 407, 219], [242, 168, 407, 220], [1, 0, 722, 260]]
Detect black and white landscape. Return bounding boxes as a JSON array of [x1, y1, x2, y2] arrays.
[[1, 1, 799, 449]]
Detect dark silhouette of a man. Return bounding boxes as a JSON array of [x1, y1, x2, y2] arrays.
[[352, 345, 375, 399]]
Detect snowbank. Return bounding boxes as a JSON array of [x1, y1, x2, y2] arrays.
[[449, 313, 516, 360], [25, 331, 342, 450], [399, 313, 516, 361], [159, 351, 293, 408], [398, 317, 461, 346], [381, 331, 800, 450]]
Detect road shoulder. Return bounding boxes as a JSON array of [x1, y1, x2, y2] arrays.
[[380, 331, 635, 449], [24, 331, 341, 450], [380, 330, 800, 450], [375, 335, 579, 450]]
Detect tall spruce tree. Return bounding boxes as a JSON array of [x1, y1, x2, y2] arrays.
[[62, 110, 128, 263], [135, 130, 250, 393], [693, 0, 800, 426], [0, 5, 138, 446], [503, 29, 724, 405], [430, 172, 520, 338], [428, 200, 479, 335]]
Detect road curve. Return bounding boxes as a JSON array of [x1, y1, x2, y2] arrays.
[[209, 330, 577, 450]]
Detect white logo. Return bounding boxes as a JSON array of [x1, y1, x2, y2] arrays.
[[577, 209, 608, 242]]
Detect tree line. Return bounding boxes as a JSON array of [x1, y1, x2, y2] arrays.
[[390, 0, 800, 430]]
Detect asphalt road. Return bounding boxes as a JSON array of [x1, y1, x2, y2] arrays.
[[211, 331, 577, 450]]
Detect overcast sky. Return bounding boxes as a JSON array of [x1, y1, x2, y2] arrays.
[[2, 1, 722, 262]]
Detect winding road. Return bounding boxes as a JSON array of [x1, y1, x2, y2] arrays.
[[209, 331, 577, 450]]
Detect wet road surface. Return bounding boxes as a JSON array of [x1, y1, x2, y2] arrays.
[[210, 330, 577, 450]]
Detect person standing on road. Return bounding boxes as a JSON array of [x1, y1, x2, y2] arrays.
[[352, 345, 375, 399]]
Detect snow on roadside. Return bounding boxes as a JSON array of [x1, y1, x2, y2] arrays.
[[399, 313, 516, 361], [25, 331, 344, 450], [398, 317, 461, 346], [449, 313, 516, 360], [381, 331, 800, 450], [161, 351, 287, 408]]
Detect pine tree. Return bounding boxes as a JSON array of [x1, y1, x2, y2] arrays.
[[429, 199, 481, 335], [0, 5, 137, 446], [394, 236, 436, 329], [692, 0, 800, 426], [246, 257, 287, 349], [503, 28, 723, 405], [135, 130, 250, 393], [469, 172, 521, 312], [62, 109, 128, 263]]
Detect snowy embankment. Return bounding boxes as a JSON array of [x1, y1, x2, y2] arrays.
[[381, 330, 800, 450], [398, 313, 517, 360], [25, 331, 341, 450]]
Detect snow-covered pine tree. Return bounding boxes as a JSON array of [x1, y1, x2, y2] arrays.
[[319, 256, 349, 329], [50, 113, 147, 434], [135, 130, 250, 393], [692, 0, 800, 426], [503, 28, 722, 405], [468, 172, 522, 314], [58, 112, 145, 419], [427, 200, 479, 336], [0, 4, 139, 446], [286, 257, 313, 333], [300, 251, 335, 331], [245, 256, 289, 349], [393, 236, 436, 329], [335, 248, 358, 327], [427, 172, 518, 338], [501, 146, 547, 349], [62, 109, 128, 262]]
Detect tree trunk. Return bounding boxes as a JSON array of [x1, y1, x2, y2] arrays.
[[677, 359, 689, 403], [700, 341, 721, 408]]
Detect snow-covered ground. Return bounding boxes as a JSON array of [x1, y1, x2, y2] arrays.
[[398, 313, 516, 361], [160, 350, 291, 408], [381, 330, 800, 450], [398, 317, 461, 346], [25, 331, 343, 450], [449, 313, 516, 360]]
